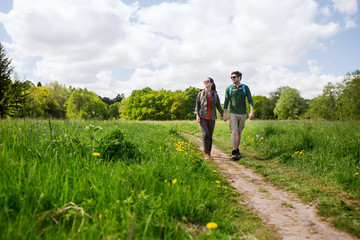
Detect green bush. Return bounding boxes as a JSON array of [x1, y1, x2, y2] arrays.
[[96, 129, 141, 164]]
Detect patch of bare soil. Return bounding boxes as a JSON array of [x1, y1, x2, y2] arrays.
[[183, 133, 356, 240]]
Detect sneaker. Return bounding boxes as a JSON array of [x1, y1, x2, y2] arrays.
[[231, 150, 238, 160], [236, 148, 242, 159]]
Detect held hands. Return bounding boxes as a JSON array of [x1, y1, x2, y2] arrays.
[[223, 115, 228, 122]]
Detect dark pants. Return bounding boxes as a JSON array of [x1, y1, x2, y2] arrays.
[[199, 119, 216, 152]]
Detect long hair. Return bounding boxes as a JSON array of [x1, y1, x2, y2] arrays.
[[208, 77, 216, 92]]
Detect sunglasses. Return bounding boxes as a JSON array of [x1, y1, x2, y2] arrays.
[[230, 76, 237, 79], [203, 80, 211, 83]]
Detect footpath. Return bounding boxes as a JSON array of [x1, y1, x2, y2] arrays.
[[183, 133, 356, 240]]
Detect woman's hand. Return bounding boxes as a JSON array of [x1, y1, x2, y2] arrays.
[[196, 115, 200, 123]]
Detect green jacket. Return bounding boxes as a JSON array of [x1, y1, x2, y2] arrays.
[[195, 90, 224, 120], [223, 84, 254, 114]]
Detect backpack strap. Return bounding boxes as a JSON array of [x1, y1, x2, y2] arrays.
[[228, 84, 246, 99]]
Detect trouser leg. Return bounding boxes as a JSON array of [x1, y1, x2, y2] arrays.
[[199, 119, 215, 152]]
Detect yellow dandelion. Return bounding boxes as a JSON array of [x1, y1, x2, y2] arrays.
[[217, 185, 221, 188], [92, 152, 100, 157], [216, 180, 221, 184], [223, 186, 228, 189], [294, 151, 299, 154], [206, 222, 218, 229], [355, 172, 359, 175], [164, 179, 168, 183], [18, 128, 21, 130], [172, 179, 177, 184], [213, 170, 216, 173], [98, 214, 103, 219]]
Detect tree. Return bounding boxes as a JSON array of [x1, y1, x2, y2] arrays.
[[65, 88, 107, 119], [181, 87, 200, 120], [274, 88, 308, 119], [46, 81, 70, 118], [268, 86, 290, 117], [0, 43, 14, 117], [108, 102, 121, 119], [337, 70, 360, 120], [24, 85, 63, 118], [252, 95, 273, 119], [305, 82, 338, 120]]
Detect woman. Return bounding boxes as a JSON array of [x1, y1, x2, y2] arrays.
[[195, 77, 224, 159]]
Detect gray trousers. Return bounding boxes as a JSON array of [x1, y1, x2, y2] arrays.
[[199, 118, 216, 152]]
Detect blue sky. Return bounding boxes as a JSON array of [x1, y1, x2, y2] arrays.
[[0, 0, 359, 100]]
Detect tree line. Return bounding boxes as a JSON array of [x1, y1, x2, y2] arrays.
[[1, 43, 359, 120]]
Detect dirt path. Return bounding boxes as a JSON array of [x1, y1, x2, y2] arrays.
[[183, 133, 356, 240]]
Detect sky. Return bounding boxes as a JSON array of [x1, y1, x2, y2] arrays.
[[0, 0, 359, 101]]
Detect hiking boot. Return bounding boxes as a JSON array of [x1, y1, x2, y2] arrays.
[[204, 151, 211, 159], [231, 150, 238, 160]]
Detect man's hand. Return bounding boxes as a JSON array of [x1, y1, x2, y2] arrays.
[[249, 113, 254, 120], [249, 107, 254, 120]]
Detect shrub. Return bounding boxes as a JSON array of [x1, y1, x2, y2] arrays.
[[96, 129, 141, 164]]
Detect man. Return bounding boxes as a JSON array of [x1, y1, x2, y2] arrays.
[[223, 71, 254, 160]]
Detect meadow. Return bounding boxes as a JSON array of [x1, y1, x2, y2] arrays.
[[160, 120, 360, 237], [0, 120, 275, 240]]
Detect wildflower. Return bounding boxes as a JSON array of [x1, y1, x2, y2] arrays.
[[355, 173, 359, 175], [294, 151, 299, 155], [116, 200, 120, 204], [164, 180, 168, 183], [213, 170, 216, 173], [172, 179, 177, 184], [92, 152, 100, 157], [98, 214, 103, 219], [216, 180, 221, 184], [18, 128, 21, 130], [223, 186, 228, 189], [206, 222, 218, 229]]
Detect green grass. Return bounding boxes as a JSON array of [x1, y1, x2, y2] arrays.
[[0, 119, 276, 240], [160, 120, 360, 237]]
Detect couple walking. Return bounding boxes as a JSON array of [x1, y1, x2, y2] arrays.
[[195, 71, 254, 160]]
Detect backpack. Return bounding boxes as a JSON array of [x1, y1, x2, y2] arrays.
[[228, 84, 246, 99]]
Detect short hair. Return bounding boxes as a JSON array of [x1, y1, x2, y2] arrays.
[[231, 71, 242, 79]]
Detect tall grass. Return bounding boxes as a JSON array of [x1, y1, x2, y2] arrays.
[[164, 120, 360, 195], [0, 119, 274, 239], [240, 121, 360, 194], [161, 120, 360, 237]]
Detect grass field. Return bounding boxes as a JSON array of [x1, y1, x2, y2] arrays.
[[0, 119, 276, 240], [159, 120, 360, 237]]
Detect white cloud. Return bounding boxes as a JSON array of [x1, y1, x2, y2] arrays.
[[0, 0, 348, 100], [332, 0, 357, 15]]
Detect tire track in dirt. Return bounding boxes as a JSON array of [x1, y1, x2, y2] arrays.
[[183, 133, 356, 240]]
